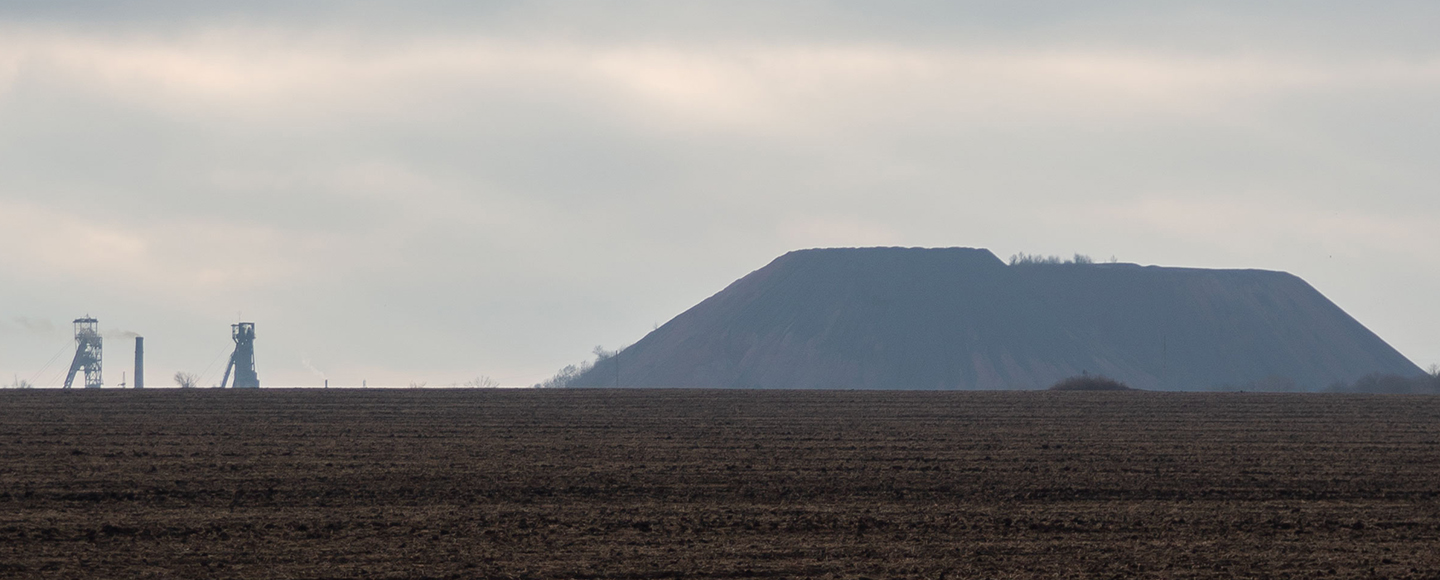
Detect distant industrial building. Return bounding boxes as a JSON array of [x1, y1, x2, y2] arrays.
[[50, 317, 257, 389], [63, 317, 103, 389], [220, 322, 260, 388]]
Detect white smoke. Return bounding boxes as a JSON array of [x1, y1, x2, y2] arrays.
[[300, 355, 327, 382], [0, 317, 59, 337]]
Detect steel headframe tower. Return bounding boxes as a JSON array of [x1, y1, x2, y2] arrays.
[[219, 322, 260, 389], [63, 317, 103, 389]]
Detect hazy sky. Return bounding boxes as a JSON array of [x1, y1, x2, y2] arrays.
[[2, 1, 1437, 387]]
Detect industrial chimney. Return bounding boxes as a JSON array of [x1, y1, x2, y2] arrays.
[[134, 336, 144, 389]]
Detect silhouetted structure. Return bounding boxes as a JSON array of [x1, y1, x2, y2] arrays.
[[134, 336, 144, 389], [569, 247, 1423, 391], [63, 317, 103, 389], [219, 323, 260, 389]]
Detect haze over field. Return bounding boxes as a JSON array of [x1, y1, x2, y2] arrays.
[[1, 2, 1437, 386]]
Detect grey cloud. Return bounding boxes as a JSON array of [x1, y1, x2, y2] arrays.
[[6, 2, 1440, 50]]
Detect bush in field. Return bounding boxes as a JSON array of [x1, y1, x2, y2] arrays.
[[173, 372, 198, 389], [536, 361, 591, 389], [1325, 373, 1440, 394], [537, 344, 630, 388], [1233, 375, 1302, 392], [1049, 374, 1132, 391], [465, 376, 499, 388]]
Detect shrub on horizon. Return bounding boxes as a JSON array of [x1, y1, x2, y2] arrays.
[[1049, 374, 1133, 391], [1008, 252, 1098, 266], [1325, 373, 1440, 394]]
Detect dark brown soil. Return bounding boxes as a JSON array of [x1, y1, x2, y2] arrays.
[[3, 388, 1440, 579]]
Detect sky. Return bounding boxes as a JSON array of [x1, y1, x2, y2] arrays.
[[1, 1, 1437, 387]]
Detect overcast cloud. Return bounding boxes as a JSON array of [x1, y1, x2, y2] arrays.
[[2, 1, 1437, 386]]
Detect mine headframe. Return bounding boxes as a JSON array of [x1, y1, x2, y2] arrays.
[[219, 322, 260, 389], [63, 317, 103, 389]]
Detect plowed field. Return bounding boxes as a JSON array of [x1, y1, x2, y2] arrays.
[[2, 389, 1440, 579]]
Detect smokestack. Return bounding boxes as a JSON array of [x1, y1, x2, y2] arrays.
[[134, 336, 144, 389]]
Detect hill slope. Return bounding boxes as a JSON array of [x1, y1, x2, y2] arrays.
[[571, 247, 1421, 390]]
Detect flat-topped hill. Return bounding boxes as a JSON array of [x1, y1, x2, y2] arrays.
[[572, 247, 1421, 390]]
